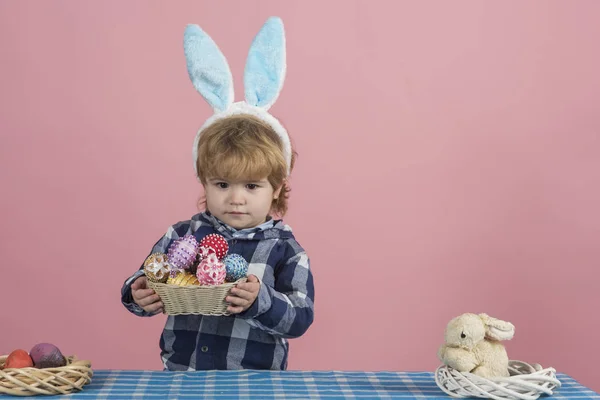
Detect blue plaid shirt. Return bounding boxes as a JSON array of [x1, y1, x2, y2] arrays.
[[121, 212, 315, 371]]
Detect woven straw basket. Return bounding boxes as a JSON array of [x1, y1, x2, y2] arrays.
[[435, 360, 561, 400], [148, 278, 247, 316], [0, 356, 92, 397]]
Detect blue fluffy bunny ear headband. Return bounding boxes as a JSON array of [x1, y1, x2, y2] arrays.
[[184, 16, 290, 180]]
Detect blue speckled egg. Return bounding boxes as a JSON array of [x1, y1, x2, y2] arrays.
[[223, 254, 248, 282]]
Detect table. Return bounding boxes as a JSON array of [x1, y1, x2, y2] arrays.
[[0, 370, 598, 399]]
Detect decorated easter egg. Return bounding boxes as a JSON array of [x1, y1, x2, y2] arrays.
[[199, 233, 229, 260], [223, 254, 248, 282], [196, 253, 226, 285], [166, 271, 199, 286], [4, 349, 34, 369], [167, 235, 199, 271], [29, 343, 66, 369], [143, 253, 171, 283]]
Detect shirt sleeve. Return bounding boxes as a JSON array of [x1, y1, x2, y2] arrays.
[[238, 239, 315, 339]]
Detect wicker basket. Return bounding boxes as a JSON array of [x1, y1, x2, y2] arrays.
[[435, 360, 561, 400], [148, 278, 247, 316], [0, 356, 92, 397]]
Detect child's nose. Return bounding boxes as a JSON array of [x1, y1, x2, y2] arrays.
[[229, 188, 245, 205]]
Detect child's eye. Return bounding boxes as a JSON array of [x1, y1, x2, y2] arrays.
[[246, 184, 259, 190], [216, 182, 229, 189]]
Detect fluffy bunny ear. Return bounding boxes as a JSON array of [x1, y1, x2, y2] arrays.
[[184, 24, 234, 112], [244, 17, 286, 110], [479, 313, 515, 341]]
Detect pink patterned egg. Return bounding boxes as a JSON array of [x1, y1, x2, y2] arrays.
[[167, 235, 200, 271], [196, 252, 226, 285]]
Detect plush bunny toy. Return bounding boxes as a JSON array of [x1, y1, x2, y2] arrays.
[[438, 313, 515, 378]]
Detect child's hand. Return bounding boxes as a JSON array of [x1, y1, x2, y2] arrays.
[[226, 275, 260, 314], [131, 276, 164, 314]]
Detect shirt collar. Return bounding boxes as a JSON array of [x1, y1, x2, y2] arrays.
[[204, 211, 276, 236]]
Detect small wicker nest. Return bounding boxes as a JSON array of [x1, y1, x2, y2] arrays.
[[0, 356, 92, 397], [435, 360, 561, 400], [148, 278, 246, 316]]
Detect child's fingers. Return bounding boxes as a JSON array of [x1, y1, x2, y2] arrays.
[[236, 282, 259, 293], [132, 288, 155, 301], [229, 288, 253, 301], [137, 294, 161, 307], [145, 301, 164, 314], [227, 305, 244, 314], [226, 295, 248, 307], [131, 276, 147, 290]]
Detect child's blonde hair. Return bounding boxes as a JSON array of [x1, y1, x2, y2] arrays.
[[196, 114, 296, 217]]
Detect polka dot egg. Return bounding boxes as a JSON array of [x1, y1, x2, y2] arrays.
[[199, 233, 229, 260], [223, 254, 248, 282]]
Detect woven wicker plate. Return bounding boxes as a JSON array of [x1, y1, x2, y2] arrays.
[[0, 356, 92, 397], [435, 360, 560, 400]]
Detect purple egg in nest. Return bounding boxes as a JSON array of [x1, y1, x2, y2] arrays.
[[29, 343, 66, 369]]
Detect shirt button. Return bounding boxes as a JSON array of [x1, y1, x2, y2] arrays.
[[201, 346, 209, 353]]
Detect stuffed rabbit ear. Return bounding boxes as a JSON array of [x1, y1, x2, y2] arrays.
[[244, 16, 286, 110], [479, 313, 515, 341], [184, 24, 234, 112]]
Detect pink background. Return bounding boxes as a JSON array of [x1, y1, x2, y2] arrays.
[[1, 0, 599, 392]]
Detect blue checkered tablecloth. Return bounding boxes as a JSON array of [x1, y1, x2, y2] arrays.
[[0, 370, 597, 399]]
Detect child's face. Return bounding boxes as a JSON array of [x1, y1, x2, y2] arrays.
[[204, 177, 282, 229]]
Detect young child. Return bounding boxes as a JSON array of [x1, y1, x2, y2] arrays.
[[120, 17, 314, 371]]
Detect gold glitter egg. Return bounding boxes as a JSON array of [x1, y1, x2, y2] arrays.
[[166, 271, 199, 286], [143, 253, 171, 283]]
